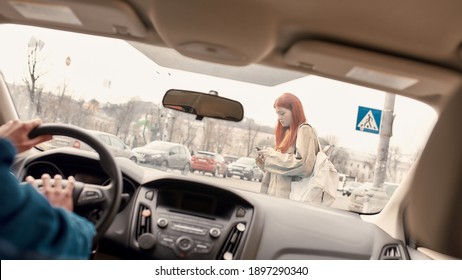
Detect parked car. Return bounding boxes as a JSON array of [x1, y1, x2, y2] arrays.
[[133, 141, 191, 175], [337, 173, 357, 192], [223, 155, 239, 165], [253, 166, 264, 182], [79, 130, 140, 163], [348, 182, 399, 212], [190, 151, 227, 177], [342, 181, 363, 197], [226, 157, 263, 181], [43, 130, 140, 163]]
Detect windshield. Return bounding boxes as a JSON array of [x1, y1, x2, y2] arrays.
[[0, 24, 437, 214], [236, 158, 256, 166], [144, 141, 173, 150], [197, 152, 214, 158]]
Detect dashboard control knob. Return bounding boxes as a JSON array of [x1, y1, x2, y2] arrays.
[[176, 236, 193, 251], [209, 227, 221, 238], [223, 252, 233, 260], [138, 233, 156, 250], [157, 218, 168, 228], [236, 207, 246, 217]]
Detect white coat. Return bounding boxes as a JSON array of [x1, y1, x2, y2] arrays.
[[258, 124, 319, 198]]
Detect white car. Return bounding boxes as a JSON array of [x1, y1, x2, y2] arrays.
[[42, 130, 141, 163], [348, 182, 399, 212]]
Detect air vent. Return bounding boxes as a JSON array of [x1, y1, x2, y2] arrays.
[[135, 204, 152, 240], [216, 223, 246, 260], [380, 244, 403, 260]]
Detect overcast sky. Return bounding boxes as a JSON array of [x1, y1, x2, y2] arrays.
[[0, 25, 437, 155]]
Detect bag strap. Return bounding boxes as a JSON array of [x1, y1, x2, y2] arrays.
[[299, 123, 331, 178], [299, 123, 323, 153]]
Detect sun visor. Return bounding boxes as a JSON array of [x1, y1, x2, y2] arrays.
[[283, 40, 462, 107], [4, 0, 147, 38]]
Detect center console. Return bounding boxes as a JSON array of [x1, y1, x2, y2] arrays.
[[130, 180, 253, 259]]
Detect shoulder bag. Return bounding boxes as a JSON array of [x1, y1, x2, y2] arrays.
[[289, 124, 339, 206]]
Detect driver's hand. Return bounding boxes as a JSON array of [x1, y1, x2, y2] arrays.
[[26, 174, 75, 212], [0, 119, 52, 153]]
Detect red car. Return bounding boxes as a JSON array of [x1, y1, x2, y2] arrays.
[[190, 151, 227, 177]]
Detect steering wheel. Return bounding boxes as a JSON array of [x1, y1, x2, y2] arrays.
[[29, 123, 122, 244]]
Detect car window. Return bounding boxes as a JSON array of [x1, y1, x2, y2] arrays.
[[110, 136, 126, 150], [0, 24, 437, 214], [224, 156, 238, 164], [97, 135, 111, 146], [171, 147, 179, 155]]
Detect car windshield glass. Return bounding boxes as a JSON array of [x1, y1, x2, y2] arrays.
[[0, 24, 437, 214], [145, 142, 172, 150], [197, 152, 214, 159], [236, 158, 255, 165]]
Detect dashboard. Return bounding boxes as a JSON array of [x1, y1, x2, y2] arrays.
[[13, 147, 410, 260], [119, 181, 253, 260]]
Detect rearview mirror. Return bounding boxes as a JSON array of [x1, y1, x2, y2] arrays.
[[162, 89, 244, 122]]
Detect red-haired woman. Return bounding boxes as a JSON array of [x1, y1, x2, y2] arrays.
[[256, 92, 319, 198]]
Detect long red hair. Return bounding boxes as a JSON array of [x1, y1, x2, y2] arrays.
[[274, 93, 307, 153]]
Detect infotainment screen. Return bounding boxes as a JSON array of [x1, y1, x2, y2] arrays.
[[157, 189, 222, 218], [180, 192, 216, 215]]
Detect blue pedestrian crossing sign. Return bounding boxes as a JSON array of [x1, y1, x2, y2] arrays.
[[356, 106, 382, 134]]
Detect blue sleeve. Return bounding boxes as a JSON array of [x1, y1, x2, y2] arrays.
[[0, 138, 96, 259]]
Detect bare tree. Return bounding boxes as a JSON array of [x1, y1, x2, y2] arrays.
[[201, 118, 218, 151], [244, 118, 260, 156], [166, 110, 181, 142], [215, 123, 234, 154], [50, 82, 70, 122], [330, 147, 350, 174], [38, 89, 68, 123], [103, 98, 138, 140], [71, 99, 90, 127], [177, 114, 199, 150], [150, 106, 168, 141], [197, 119, 234, 153], [23, 37, 47, 118]]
